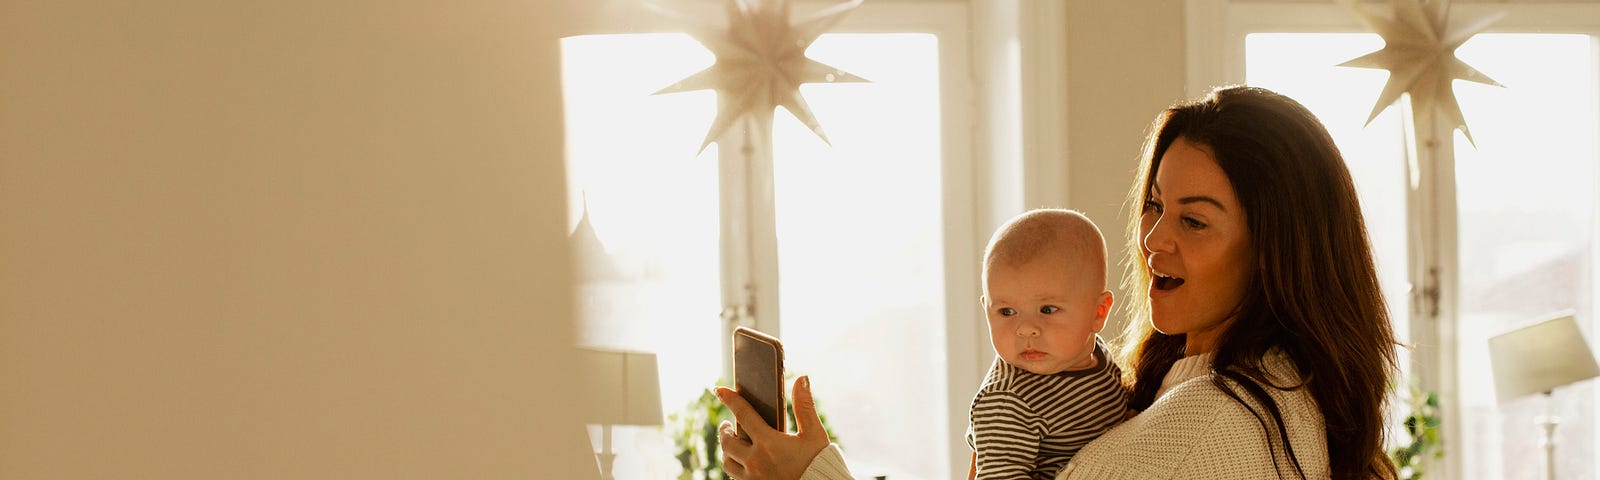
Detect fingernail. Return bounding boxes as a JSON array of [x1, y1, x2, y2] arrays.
[[800, 376, 810, 389]]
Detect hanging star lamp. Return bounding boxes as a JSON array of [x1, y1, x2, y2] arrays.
[[1335, 0, 1503, 146], [650, 0, 868, 153]]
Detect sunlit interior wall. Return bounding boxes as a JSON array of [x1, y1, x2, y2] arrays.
[[1064, 0, 1188, 336], [0, 1, 593, 477]]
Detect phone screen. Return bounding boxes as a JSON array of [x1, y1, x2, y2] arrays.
[[732, 326, 785, 436]]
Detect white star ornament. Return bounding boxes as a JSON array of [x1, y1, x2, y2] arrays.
[[650, 0, 869, 153], [1335, 0, 1503, 145]]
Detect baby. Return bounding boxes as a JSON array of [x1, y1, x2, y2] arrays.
[[965, 209, 1128, 480]]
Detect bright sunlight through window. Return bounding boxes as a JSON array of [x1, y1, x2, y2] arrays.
[[563, 32, 949, 480]]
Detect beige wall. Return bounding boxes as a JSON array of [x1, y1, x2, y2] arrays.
[[0, 1, 593, 478], [1065, 0, 1190, 335]]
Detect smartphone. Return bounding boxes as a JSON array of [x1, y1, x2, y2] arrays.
[[732, 326, 786, 438]]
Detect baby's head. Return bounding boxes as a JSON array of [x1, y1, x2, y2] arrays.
[[982, 209, 1113, 375]]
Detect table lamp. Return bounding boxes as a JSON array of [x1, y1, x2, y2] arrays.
[[578, 347, 663, 480], [1488, 311, 1600, 480]]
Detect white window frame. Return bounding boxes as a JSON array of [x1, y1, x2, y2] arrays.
[[1186, 2, 1600, 478], [562, 1, 1072, 476]]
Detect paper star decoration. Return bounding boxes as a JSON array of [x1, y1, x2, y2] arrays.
[[1336, 0, 1504, 145], [650, 0, 868, 153]]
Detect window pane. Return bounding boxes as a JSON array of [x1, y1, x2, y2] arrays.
[[1453, 34, 1599, 480], [562, 34, 723, 479], [773, 33, 948, 480]]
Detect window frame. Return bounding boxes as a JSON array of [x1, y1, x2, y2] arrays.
[[1185, 1, 1600, 478], [560, 1, 1065, 477]]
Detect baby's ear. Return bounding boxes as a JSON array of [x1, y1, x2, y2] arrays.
[[978, 294, 988, 307], [1092, 291, 1113, 332]]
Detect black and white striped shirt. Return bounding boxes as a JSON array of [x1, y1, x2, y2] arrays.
[[965, 339, 1127, 480]]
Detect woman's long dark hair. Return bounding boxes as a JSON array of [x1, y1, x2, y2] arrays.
[[1115, 86, 1399, 479]]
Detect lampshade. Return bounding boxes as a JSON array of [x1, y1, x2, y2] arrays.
[[578, 347, 664, 426], [1488, 312, 1600, 404]]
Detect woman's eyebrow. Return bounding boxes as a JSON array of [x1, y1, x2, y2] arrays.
[[1178, 195, 1227, 212]]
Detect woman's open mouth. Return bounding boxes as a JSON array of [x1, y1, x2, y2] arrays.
[[1153, 273, 1185, 291]]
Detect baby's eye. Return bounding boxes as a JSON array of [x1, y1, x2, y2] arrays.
[[998, 307, 1017, 316], [1040, 305, 1060, 314]]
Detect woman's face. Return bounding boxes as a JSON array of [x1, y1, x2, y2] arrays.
[[1139, 137, 1255, 354]]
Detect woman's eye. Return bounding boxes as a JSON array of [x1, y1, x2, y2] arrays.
[[1040, 305, 1060, 314], [1182, 216, 1206, 229], [998, 307, 1017, 316], [1143, 199, 1162, 214]]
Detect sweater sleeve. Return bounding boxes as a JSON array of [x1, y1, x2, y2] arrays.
[[799, 444, 856, 480]]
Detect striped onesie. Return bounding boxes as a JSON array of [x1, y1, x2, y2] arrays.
[[965, 339, 1127, 480]]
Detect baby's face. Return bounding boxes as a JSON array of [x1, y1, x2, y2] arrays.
[[983, 259, 1109, 375]]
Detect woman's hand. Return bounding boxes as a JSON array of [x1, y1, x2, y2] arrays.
[[714, 375, 832, 480]]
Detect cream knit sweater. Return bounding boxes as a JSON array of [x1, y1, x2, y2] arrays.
[[1056, 350, 1328, 479], [799, 351, 1329, 480]]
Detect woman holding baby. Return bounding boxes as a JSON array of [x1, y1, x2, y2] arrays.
[[714, 86, 1399, 480]]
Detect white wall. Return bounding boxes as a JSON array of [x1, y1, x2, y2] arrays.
[[1065, 0, 1189, 335], [0, 0, 594, 478]]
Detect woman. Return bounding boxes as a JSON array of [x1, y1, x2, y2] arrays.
[[714, 86, 1399, 479]]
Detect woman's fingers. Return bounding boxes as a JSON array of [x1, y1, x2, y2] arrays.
[[713, 387, 777, 441], [722, 459, 747, 480], [717, 420, 752, 458], [718, 421, 752, 479], [790, 376, 826, 441], [722, 454, 748, 480], [712, 380, 835, 480]]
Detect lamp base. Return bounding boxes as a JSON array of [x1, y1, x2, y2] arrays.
[[1538, 391, 1559, 480]]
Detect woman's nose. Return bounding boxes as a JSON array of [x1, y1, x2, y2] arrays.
[[1142, 215, 1174, 254]]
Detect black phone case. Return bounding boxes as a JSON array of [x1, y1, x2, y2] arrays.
[[732, 326, 786, 436]]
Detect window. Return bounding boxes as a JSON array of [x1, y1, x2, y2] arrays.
[[562, 33, 724, 478], [560, 3, 974, 479], [1449, 34, 1598, 479], [773, 33, 950, 480], [1199, 3, 1600, 478]]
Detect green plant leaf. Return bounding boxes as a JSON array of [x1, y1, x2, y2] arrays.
[[1388, 379, 1443, 479]]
